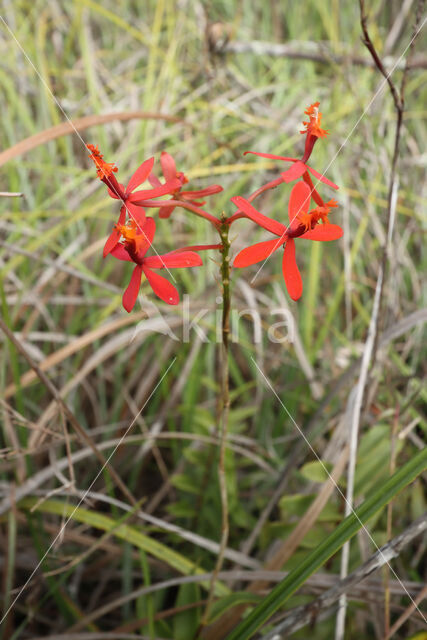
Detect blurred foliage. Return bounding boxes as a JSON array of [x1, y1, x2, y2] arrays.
[[0, 0, 426, 638]]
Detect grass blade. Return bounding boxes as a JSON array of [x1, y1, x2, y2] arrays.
[[17, 498, 230, 597], [226, 447, 427, 640]]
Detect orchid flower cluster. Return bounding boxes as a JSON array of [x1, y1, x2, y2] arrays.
[[87, 102, 342, 312]]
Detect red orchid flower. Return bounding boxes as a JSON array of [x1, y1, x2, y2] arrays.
[[87, 145, 182, 257], [231, 181, 343, 301], [243, 102, 338, 190], [135, 151, 223, 220], [110, 216, 203, 312]]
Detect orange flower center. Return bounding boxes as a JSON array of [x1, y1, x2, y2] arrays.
[[87, 143, 118, 180], [300, 102, 328, 138], [116, 221, 138, 242], [296, 211, 313, 232], [116, 220, 148, 254], [297, 199, 338, 231]]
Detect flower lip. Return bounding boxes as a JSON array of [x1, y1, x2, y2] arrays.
[[300, 102, 328, 139], [87, 144, 118, 180], [304, 102, 320, 118]]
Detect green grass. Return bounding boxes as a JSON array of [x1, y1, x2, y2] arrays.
[[0, 1, 426, 638]]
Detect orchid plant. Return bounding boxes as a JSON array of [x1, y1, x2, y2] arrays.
[[87, 102, 342, 621]]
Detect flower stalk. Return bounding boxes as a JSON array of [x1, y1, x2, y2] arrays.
[[200, 215, 231, 630]]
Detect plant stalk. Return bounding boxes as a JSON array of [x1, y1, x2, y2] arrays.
[[199, 216, 231, 632]]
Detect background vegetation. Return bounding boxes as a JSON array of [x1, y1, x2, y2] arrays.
[[0, 1, 425, 638]]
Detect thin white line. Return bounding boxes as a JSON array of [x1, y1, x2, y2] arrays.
[[0, 358, 176, 624], [250, 15, 426, 284], [250, 356, 427, 624], [0, 16, 176, 281]]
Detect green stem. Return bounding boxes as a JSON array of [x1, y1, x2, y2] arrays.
[[199, 216, 231, 631]]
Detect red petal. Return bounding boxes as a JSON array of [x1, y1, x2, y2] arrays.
[[128, 178, 181, 201], [300, 224, 343, 241], [126, 157, 155, 193], [144, 251, 203, 269], [288, 181, 311, 223], [244, 151, 298, 162], [125, 201, 146, 227], [148, 172, 162, 188], [182, 185, 223, 198], [282, 239, 302, 301], [103, 229, 121, 258], [111, 245, 133, 261], [122, 265, 143, 312], [160, 151, 177, 182], [307, 166, 339, 190], [159, 204, 175, 218], [138, 217, 156, 252], [103, 206, 126, 257], [233, 238, 282, 268], [231, 196, 285, 236], [281, 161, 306, 183], [142, 266, 179, 305]]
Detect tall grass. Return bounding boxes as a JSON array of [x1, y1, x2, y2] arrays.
[[0, 1, 425, 638]]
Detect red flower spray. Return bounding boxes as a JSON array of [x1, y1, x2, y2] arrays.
[[87, 102, 341, 309]]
